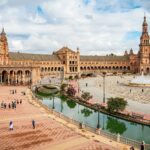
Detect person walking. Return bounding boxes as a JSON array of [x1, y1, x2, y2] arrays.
[[14, 101, 16, 109], [12, 101, 14, 109], [17, 100, 19, 104], [4, 103, 7, 109], [9, 121, 14, 130], [32, 120, 35, 129], [8, 103, 11, 109], [1, 101, 4, 108], [140, 141, 145, 150]]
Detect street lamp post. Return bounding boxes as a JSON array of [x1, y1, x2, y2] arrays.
[[103, 72, 106, 103], [97, 111, 100, 129], [61, 67, 64, 84], [77, 73, 80, 95], [52, 95, 55, 109]]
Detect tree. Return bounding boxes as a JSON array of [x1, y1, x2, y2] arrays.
[[81, 92, 92, 101], [81, 108, 92, 117], [107, 97, 128, 112], [66, 100, 76, 109], [106, 117, 127, 134], [74, 75, 79, 79], [69, 76, 73, 80], [67, 86, 76, 97]]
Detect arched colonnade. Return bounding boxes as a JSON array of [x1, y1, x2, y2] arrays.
[[0, 69, 32, 85]]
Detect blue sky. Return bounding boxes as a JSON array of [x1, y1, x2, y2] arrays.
[[0, 0, 150, 55]]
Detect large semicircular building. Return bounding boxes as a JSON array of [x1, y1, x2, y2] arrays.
[[0, 16, 150, 85]]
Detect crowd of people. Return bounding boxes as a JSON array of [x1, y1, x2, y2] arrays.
[[1, 99, 22, 109], [0, 89, 23, 110], [10, 89, 17, 94]]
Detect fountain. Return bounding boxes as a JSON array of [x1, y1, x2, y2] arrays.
[[129, 71, 150, 87]]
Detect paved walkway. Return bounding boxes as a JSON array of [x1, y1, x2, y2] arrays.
[[0, 86, 131, 150], [72, 75, 150, 115]]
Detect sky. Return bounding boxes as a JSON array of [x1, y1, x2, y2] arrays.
[[0, 0, 150, 55]]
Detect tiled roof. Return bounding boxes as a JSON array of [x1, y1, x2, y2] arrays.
[[80, 55, 129, 61], [55, 47, 75, 54], [9, 52, 60, 61]]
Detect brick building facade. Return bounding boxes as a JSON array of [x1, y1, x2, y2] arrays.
[[0, 16, 150, 85]]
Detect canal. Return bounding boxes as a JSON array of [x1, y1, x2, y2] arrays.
[[36, 94, 150, 144]]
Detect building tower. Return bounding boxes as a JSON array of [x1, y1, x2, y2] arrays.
[[0, 28, 9, 65], [139, 15, 150, 74]]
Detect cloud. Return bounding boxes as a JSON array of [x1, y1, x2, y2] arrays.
[[139, 0, 150, 11], [0, 0, 148, 55]]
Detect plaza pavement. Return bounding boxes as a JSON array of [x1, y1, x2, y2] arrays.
[[0, 86, 132, 150], [78, 75, 150, 115]]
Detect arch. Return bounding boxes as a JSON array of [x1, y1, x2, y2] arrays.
[[25, 70, 31, 85], [116, 66, 119, 70], [127, 66, 130, 70], [10, 70, 15, 85], [2, 70, 8, 84], [113, 66, 115, 70], [17, 70, 23, 85], [120, 66, 122, 70], [58, 67, 61, 71], [45, 67, 47, 72], [123, 66, 126, 70], [146, 67, 150, 74], [109, 66, 111, 69], [41, 67, 44, 72]]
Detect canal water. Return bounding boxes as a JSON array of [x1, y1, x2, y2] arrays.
[[36, 94, 150, 144]]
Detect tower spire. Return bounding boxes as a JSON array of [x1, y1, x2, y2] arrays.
[[142, 15, 148, 34], [1, 27, 5, 35]]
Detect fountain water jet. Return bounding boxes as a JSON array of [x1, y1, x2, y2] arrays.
[[129, 71, 150, 87]]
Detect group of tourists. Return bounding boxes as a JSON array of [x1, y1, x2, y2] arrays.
[[1, 99, 22, 109], [9, 120, 36, 130], [10, 89, 17, 94], [130, 89, 144, 93]]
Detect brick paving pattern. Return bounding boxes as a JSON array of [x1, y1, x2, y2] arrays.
[[0, 86, 117, 150]]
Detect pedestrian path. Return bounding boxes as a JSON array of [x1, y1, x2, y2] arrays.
[[0, 86, 132, 150]]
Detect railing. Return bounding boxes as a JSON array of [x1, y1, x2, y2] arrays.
[[120, 136, 142, 149], [30, 93, 150, 150], [100, 130, 117, 141]]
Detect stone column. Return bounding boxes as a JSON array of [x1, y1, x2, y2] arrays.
[[15, 74, 17, 84], [22, 73, 25, 85], [117, 133, 120, 142]]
